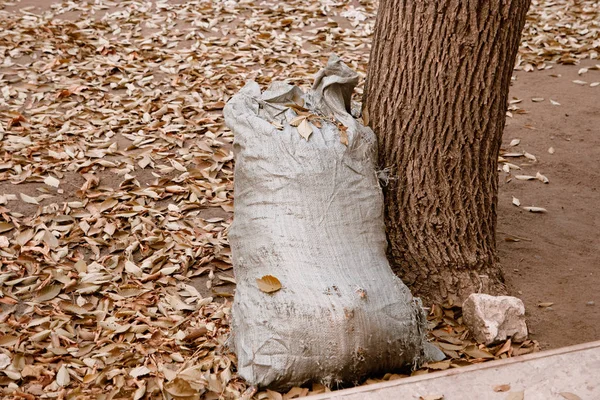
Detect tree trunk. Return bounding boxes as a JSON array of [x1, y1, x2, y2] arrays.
[[363, 0, 531, 304]]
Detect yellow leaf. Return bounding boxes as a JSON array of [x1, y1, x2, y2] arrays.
[[256, 275, 282, 293]]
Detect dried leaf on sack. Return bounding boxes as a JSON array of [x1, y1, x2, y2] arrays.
[[338, 124, 349, 146], [494, 384, 511, 392], [256, 275, 283, 293], [298, 119, 313, 140], [289, 115, 308, 127]]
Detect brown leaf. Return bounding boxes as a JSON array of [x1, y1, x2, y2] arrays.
[[164, 378, 197, 397], [339, 124, 349, 146], [99, 198, 118, 212], [463, 345, 495, 359], [495, 339, 512, 357], [0, 335, 18, 347], [436, 342, 464, 351], [256, 275, 282, 293], [35, 284, 63, 302], [204, 101, 226, 111], [494, 384, 511, 392], [425, 360, 451, 370], [0, 222, 14, 233]]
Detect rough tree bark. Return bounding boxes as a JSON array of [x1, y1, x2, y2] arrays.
[[363, 0, 531, 304]]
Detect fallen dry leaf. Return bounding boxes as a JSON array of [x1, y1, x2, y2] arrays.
[[256, 275, 283, 293], [56, 365, 70, 387], [494, 384, 511, 392], [19, 193, 39, 205], [535, 172, 549, 183], [515, 175, 536, 181], [523, 206, 548, 213]]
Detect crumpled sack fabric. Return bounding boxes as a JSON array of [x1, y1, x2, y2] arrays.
[[223, 55, 431, 389]]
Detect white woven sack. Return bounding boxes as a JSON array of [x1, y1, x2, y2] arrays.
[[224, 55, 434, 389]]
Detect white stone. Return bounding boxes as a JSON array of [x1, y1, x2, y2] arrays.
[[462, 293, 528, 345]]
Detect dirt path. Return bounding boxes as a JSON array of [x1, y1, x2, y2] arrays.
[[499, 60, 600, 349]]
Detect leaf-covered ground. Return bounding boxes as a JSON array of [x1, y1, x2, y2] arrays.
[[0, 0, 598, 399]]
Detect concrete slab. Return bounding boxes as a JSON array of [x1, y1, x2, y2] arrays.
[[310, 341, 600, 400]]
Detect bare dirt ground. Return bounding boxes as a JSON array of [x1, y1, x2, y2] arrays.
[[0, 0, 599, 398], [499, 60, 600, 349]]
